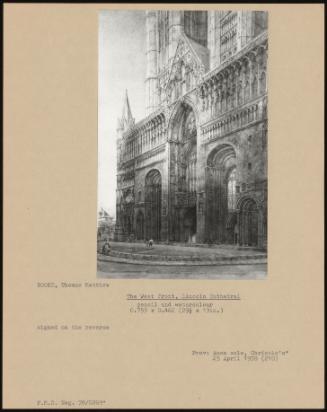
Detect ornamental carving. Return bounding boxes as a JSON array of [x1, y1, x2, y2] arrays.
[[160, 36, 206, 105]]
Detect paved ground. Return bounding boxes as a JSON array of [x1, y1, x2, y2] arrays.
[[99, 241, 266, 258], [97, 260, 267, 280], [97, 241, 267, 279]]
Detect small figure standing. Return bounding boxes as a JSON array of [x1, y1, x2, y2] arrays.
[[147, 238, 154, 249], [102, 239, 111, 255]]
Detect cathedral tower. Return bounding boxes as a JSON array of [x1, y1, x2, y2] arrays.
[[145, 11, 159, 115], [167, 11, 183, 66], [114, 90, 135, 242], [116, 90, 134, 167]]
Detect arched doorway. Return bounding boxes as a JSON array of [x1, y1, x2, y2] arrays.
[[239, 198, 259, 246], [206, 144, 237, 244], [135, 211, 144, 240], [145, 169, 161, 241]]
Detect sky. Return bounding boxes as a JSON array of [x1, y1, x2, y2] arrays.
[[98, 10, 146, 218]]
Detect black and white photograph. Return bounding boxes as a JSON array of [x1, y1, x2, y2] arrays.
[[97, 10, 268, 279]]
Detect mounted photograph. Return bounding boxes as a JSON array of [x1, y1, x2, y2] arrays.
[[97, 10, 268, 279]]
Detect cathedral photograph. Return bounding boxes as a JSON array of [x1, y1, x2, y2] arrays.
[[97, 9, 268, 279]]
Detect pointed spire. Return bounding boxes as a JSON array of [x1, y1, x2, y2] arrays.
[[119, 89, 134, 131], [122, 89, 133, 121]]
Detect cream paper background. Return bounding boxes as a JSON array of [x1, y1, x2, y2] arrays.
[[3, 3, 324, 409]]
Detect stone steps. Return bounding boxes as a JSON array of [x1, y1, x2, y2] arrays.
[[98, 251, 267, 266], [109, 240, 266, 252]]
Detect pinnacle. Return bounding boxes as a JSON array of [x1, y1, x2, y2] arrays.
[[121, 89, 133, 123], [117, 89, 135, 132]]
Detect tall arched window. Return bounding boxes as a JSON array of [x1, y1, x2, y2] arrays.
[[252, 75, 258, 97], [227, 168, 237, 210]]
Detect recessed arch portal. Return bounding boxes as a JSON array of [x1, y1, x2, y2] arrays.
[[207, 143, 236, 168], [206, 143, 237, 244]]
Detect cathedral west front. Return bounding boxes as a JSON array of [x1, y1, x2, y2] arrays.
[[114, 10, 268, 250]]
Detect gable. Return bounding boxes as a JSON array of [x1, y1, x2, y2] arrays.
[[160, 34, 210, 104]]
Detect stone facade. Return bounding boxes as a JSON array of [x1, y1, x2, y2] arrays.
[[114, 11, 268, 250]]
